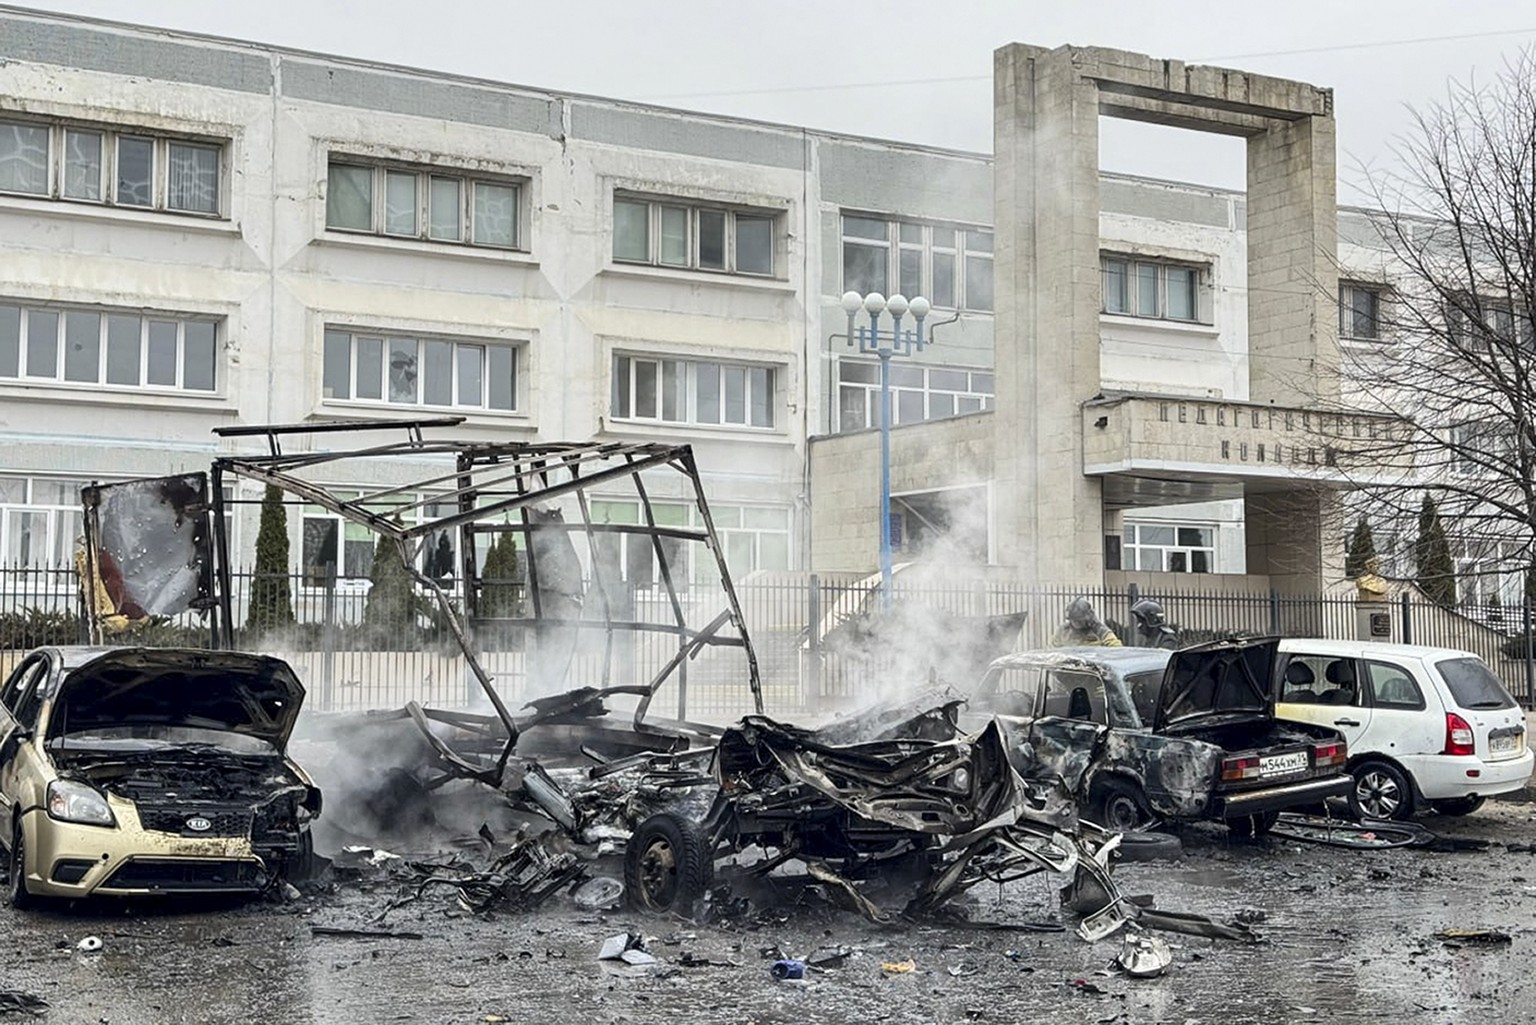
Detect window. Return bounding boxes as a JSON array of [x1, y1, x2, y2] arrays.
[[841, 216, 993, 312], [0, 117, 223, 215], [326, 161, 523, 250], [1449, 422, 1512, 476], [301, 494, 374, 587], [1447, 297, 1536, 350], [1364, 661, 1425, 710], [300, 493, 460, 588], [0, 657, 46, 716], [1122, 523, 1214, 573], [1101, 254, 1209, 323], [1040, 669, 1108, 723], [323, 328, 517, 412], [611, 355, 775, 429], [612, 195, 777, 276], [0, 301, 217, 392], [589, 499, 790, 586], [1339, 283, 1383, 341], [0, 476, 85, 569], [1437, 657, 1517, 710], [837, 360, 994, 432]]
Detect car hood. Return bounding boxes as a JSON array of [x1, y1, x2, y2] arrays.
[[49, 648, 306, 749], [1153, 637, 1279, 733]]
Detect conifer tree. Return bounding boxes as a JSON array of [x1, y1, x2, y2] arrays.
[[1414, 495, 1457, 607], [246, 484, 294, 633]]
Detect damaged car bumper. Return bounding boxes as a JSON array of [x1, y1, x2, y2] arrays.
[[1209, 774, 1352, 818], [18, 807, 274, 898]]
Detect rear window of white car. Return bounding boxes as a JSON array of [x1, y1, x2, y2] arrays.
[[1436, 657, 1518, 710]]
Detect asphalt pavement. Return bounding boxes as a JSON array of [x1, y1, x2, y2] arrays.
[[5, 796, 1536, 1025]]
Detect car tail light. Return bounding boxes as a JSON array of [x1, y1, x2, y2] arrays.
[[1221, 755, 1260, 782], [1313, 742, 1346, 770], [1443, 712, 1476, 756]]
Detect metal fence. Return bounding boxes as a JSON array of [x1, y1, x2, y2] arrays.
[[3, 564, 1533, 719]]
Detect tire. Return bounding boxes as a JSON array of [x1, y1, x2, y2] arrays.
[[1349, 761, 1414, 821], [283, 827, 316, 882], [624, 812, 713, 914], [9, 817, 36, 910], [1226, 811, 1280, 838], [1088, 778, 1147, 832], [1115, 831, 1183, 862], [1431, 795, 1486, 817]]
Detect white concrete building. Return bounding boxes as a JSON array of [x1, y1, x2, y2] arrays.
[[0, 9, 1394, 595]]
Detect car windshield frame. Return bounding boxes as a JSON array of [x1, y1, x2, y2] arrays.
[[1435, 656, 1518, 711]]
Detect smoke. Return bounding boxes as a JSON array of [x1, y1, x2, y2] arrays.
[[810, 485, 1023, 720], [289, 708, 528, 857]]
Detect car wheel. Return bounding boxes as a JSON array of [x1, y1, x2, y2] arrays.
[[9, 818, 36, 910], [1226, 811, 1280, 839], [283, 827, 316, 882], [1088, 778, 1147, 832], [623, 812, 712, 914], [1431, 796, 1486, 817], [1114, 831, 1183, 862], [1349, 761, 1414, 821]]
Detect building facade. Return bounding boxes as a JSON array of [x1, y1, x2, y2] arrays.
[[0, 9, 1397, 596]]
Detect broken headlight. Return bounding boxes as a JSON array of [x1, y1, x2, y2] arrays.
[[46, 780, 116, 828]]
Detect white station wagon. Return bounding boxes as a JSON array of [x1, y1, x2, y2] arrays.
[[1274, 639, 1533, 819]]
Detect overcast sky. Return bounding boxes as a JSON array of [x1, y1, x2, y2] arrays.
[[15, 1, 1536, 203]]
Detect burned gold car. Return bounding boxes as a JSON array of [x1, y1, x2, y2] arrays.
[[971, 638, 1352, 836], [0, 647, 321, 904]]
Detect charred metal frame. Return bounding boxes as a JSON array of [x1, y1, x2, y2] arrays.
[[208, 419, 762, 783]]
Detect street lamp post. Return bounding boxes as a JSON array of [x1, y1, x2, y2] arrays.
[[842, 289, 931, 612]]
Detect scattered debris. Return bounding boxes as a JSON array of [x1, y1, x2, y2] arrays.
[[1135, 908, 1262, 943], [770, 959, 805, 980], [881, 959, 917, 974], [75, 935, 103, 953], [1115, 932, 1172, 978], [805, 946, 852, 969], [571, 876, 624, 911], [310, 926, 425, 940], [1272, 813, 1491, 852], [597, 933, 651, 962], [0, 991, 48, 1017], [1436, 928, 1512, 946]]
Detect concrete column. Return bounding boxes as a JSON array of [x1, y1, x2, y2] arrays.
[[1244, 113, 1340, 593], [1246, 113, 1340, 405], [1245, 489, 1343, 594], [993, 44, 1105, 588]]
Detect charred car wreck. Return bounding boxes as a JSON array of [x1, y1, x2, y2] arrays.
[[623, 702, 1123, 933], [74, 422, 1236, 939], [971, 639, 1352, 836], [374, 694, 1134, 940]]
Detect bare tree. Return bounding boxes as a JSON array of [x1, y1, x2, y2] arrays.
[[1342, 51, 1536, 603]]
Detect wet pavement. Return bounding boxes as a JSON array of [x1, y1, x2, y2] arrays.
[[6, 800, 1536, 1025]]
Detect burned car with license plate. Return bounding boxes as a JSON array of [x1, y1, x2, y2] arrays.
[[0, 646, 321, 904], [969, 638, 1351, 836]]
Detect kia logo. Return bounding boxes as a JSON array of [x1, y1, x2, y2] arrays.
[[186, 816, 212, 833]]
